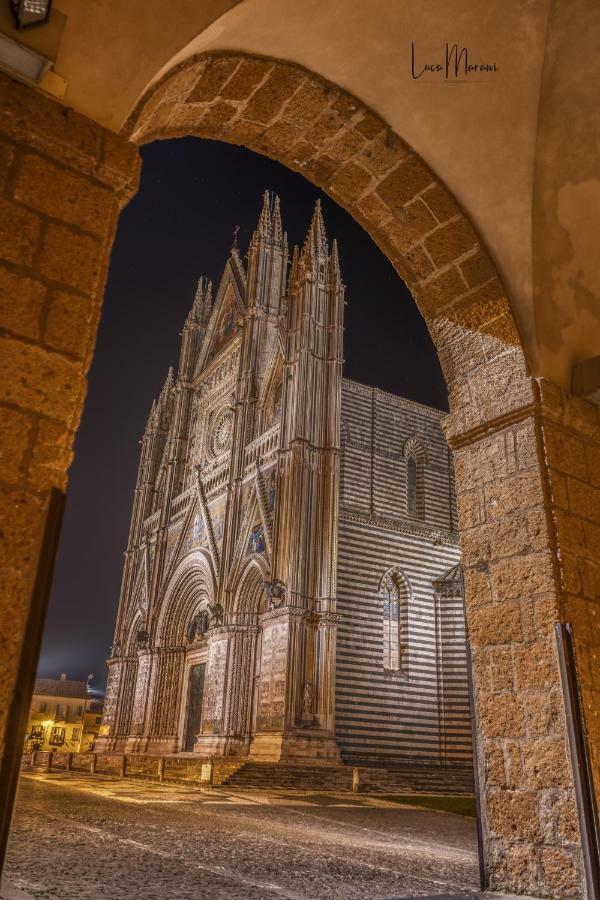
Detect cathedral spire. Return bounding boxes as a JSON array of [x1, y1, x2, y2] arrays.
[[329, 238, 342, 284], [187, 276, 213, 328], [158, 367, 174, 407], [301, 198, 328, 269], [271, 194, 284, 247], [256, 189, 271, 239], [289, 243, 300, 289]]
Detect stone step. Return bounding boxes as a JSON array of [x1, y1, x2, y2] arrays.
[[220, 761, 474, 795]]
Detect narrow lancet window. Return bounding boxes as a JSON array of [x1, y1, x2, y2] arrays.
[[382, 577, 400, 670]]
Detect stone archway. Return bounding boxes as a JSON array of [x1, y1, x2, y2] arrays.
[[0, 51, 598, 899], [121, 51, 596, 897]]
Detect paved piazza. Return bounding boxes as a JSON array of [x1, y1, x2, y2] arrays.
[[2, 773, 533, 900]]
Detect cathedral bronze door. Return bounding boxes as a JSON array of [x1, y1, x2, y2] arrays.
[[184, 663, 206, 752]]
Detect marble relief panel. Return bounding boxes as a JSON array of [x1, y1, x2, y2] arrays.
[[257, 620, 288, 731]]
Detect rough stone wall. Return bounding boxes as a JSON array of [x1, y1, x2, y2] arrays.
[[450, 382, 592, 898], [0, 71, 139, 812], [539, 382, 600, 790]]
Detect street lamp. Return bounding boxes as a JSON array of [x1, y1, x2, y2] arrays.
[[9, 0, 52, 29]]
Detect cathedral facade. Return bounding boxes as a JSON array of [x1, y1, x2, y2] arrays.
[[97, 193, 471, 771]]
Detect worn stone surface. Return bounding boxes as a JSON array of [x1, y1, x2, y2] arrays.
[[0, 71, 139, 868], [5, 773, 481, 898]]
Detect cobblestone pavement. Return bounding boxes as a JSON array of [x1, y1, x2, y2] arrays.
[[1, 773, 533, 900]]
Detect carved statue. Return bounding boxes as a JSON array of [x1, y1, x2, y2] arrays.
[[136, 629, 150, 648], [208, 601, 224, 627], [263, 579, 286, 610], [186, 610, 209, 642], [109, 638, 122, 658], [302, 681, 314, 715]]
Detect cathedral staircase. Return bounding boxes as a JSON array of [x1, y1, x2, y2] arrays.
[[216, 760, 474, 795]]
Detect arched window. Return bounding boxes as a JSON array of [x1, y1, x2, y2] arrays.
[[403, 438, 426, 520], [380, 568, 410, 673], [406, 456, 417, 516]]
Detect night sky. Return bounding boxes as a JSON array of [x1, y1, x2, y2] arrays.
[[37, 137, 446, 691]]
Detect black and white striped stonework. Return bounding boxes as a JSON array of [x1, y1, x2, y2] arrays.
[[335, 380, 472, 771]]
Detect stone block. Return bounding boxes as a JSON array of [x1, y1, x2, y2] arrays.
[[460, 248, 497, 289], [0, 136, 15, 190], [485, 741, 506, 787], [354, 111, 385, 140], [28, 416, 71, 492], [419, 267, 467, 315], [504, 739, 525, 789], [0, 335, 83, 421], [488, 646, 515, 692], [329, 161, 371, 203], [539, 847, 579, 897], [544, 424, 588, 481], [468, 601, 522, 646], [44, 289, 95, 359], [328, 128, 366, 162], [39, 223, 103, 295], [579, 556, 600, 599], [283, 80, 332, 128], [425, 218, 478, 268], [198, 101, 238, 132], [523, 738, 569, 789], [261, 120, 304, 155], [567, 477, 600, 524], [421, 183, 461, 223], [456, 487, 485, 529], [0, 266, 46, 340], [513, 639, 558, 690], [220, 59, 270, 101], [505, 844, 539, 897], [404, 244, 434, 281], [0, 407, 32, 484], [357, 131, 407, 176], [477, 692, 525, 738], [243, 69, 304, 125], [523, 690, 556, 737], [383, 199, 437, 254], [490, 551, 556, 602], [585, 442, 600, 487], [304, 107, 348, 148], [487, 790, 541, 841], [186, 58, 239, 103], [0, 70, 103, 178], [464, 567, 493, 608], [484, 468, 544, 522], [14, 154, 115, 238], [377, 156, 435, 211], [0, 196, 40, 266]]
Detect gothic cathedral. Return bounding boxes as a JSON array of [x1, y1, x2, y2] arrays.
[[97, 193, 472, 774]]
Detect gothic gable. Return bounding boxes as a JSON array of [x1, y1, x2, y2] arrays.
[[197, 259, 245, 372], [258, 345, 284, 433]]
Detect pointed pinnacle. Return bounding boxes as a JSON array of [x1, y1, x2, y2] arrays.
[[145, 399, 158, 433], [271, 194, 283, 246], [304, 197, 328, 262], [257, 189, 271, 237], [289, 244, 300, 286], [159, 367, 174, 404], [330, 239, 341, 279]]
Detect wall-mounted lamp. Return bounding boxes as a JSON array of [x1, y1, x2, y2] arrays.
[[10, 0, 52, 30]]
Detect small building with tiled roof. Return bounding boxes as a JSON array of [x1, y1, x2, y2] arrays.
[[25, 674, 104, 754]]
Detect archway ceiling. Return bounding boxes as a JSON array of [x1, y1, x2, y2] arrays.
[[47, 0, 600, 390]]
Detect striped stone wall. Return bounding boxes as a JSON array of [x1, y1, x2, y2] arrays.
[[335, 379, 471, 769]]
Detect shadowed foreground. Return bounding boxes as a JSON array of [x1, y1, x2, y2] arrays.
[[2, 773, 531, 899]]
